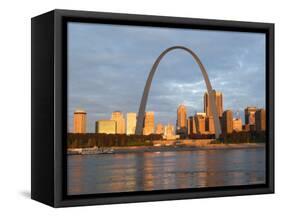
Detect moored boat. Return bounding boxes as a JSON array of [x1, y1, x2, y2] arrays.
[[68, 147, 114, 155]]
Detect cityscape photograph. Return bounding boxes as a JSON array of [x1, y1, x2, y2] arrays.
[[67, 22, 266, 195]]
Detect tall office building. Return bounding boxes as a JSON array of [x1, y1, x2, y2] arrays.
[[155, 123, 164, 134], [143, 111, 155, 135], [164, 124, 177, 140], [111, 111, 125, 134], [187, 119, 191, 136], [126, 112, 137, 135], [176, 104, 187, 138], [204, 91, 223, 117], [245, 106, 257, 125], [195, 112, 206, 134], [233, 118, 242, 132], [205, 116, 215, 134], [73, 109, 87, 133], [222, 110, 233, 134], [188, 116, 197, 134], [255, 109, 266, 131], [96, 120, 116, 134], [176, 104, 187, 128]]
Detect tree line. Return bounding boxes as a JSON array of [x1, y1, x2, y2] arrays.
[[67, 133, 163, 148], [67, 131, 266, 148], [211, 131, 266, 144]]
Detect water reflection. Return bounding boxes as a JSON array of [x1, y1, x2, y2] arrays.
[[67, 155, 84, 194], [68, 148, 265, 195]]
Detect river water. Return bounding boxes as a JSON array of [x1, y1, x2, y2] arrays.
[[67, 147, 265, 195]]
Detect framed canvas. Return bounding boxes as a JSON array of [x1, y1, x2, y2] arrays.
[[31, 9, 274, 207]]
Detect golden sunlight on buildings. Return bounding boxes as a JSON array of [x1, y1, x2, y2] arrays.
[[188, 116, 197, 134], [164, 124, 179, 140], [95, 120, 116, 134], [155, 123, 164, 135], [233, 118, 242, 132], [70, 89, 266, 140], [204, 91, 223, 117], [126, 112, 137, 135], [73, 109, 87, 133], [111, 111, 125, 134], [143, 111, 154, 135], [195, 112, 206, 134], [205, 116, 215, 134], [176, 104, 187, 138]]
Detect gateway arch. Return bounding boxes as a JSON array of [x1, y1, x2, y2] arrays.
[[135, 46, 222, 139]]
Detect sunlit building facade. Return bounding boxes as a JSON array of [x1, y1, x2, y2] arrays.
[[233, 118, 242, 132], [143, 111, 155, 135], [195, 112, 206, 134], [95, 120, 116, 134], [176, 104, 188, 138], [205, 116, 215, 134], [164, 124, 178, 140], [204, 91, 223, 117], [155, 123, 164, 135], [187, 119, 191, 136], [126, 112, 137, 135], [188, 116, 197, 134], [73, 109, 87, 133], [111, 111, 125, 134]]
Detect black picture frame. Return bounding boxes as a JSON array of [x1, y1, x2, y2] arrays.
[[31, 9, 274, 207]]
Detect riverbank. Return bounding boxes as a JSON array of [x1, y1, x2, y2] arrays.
[[68, 143, 265, 155], [110, 143, 265, 154]]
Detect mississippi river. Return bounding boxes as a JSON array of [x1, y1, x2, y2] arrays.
[[68, 147, 265, 195]]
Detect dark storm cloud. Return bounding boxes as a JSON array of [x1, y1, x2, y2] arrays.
[[68, 22, 265, 132]]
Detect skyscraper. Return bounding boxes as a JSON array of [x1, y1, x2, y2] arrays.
[[255, 109, 266, 131], [205, 116, 215, 134], [204, 91, 223, 117], [126, 112, 137, 135], [188, 116, 197, 134], [143, 111, 154, 135], [164, 124, 177, 140], [176, 104, 187, 138], [233, 118, 242, 132], [195, 112, 206, 134], [222, 110, 233, 134], [177, 104, 187, 128], [245, 106, 257, 125], [155, 123, 164, 134], [111, 111, 125, 134], [95, 120, 116, 134], [73, 109, 87, 133], [187, 119, 191, 136]]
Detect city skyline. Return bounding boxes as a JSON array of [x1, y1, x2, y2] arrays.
[[68, 22, 266, 132], [70, 91, 266, 135], [68, 88, 265, 133]]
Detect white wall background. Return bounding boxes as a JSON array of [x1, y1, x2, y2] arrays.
[[0, 0, 279, 215]]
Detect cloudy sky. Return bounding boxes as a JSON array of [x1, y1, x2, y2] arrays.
[[67, 22, 266, 132]]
